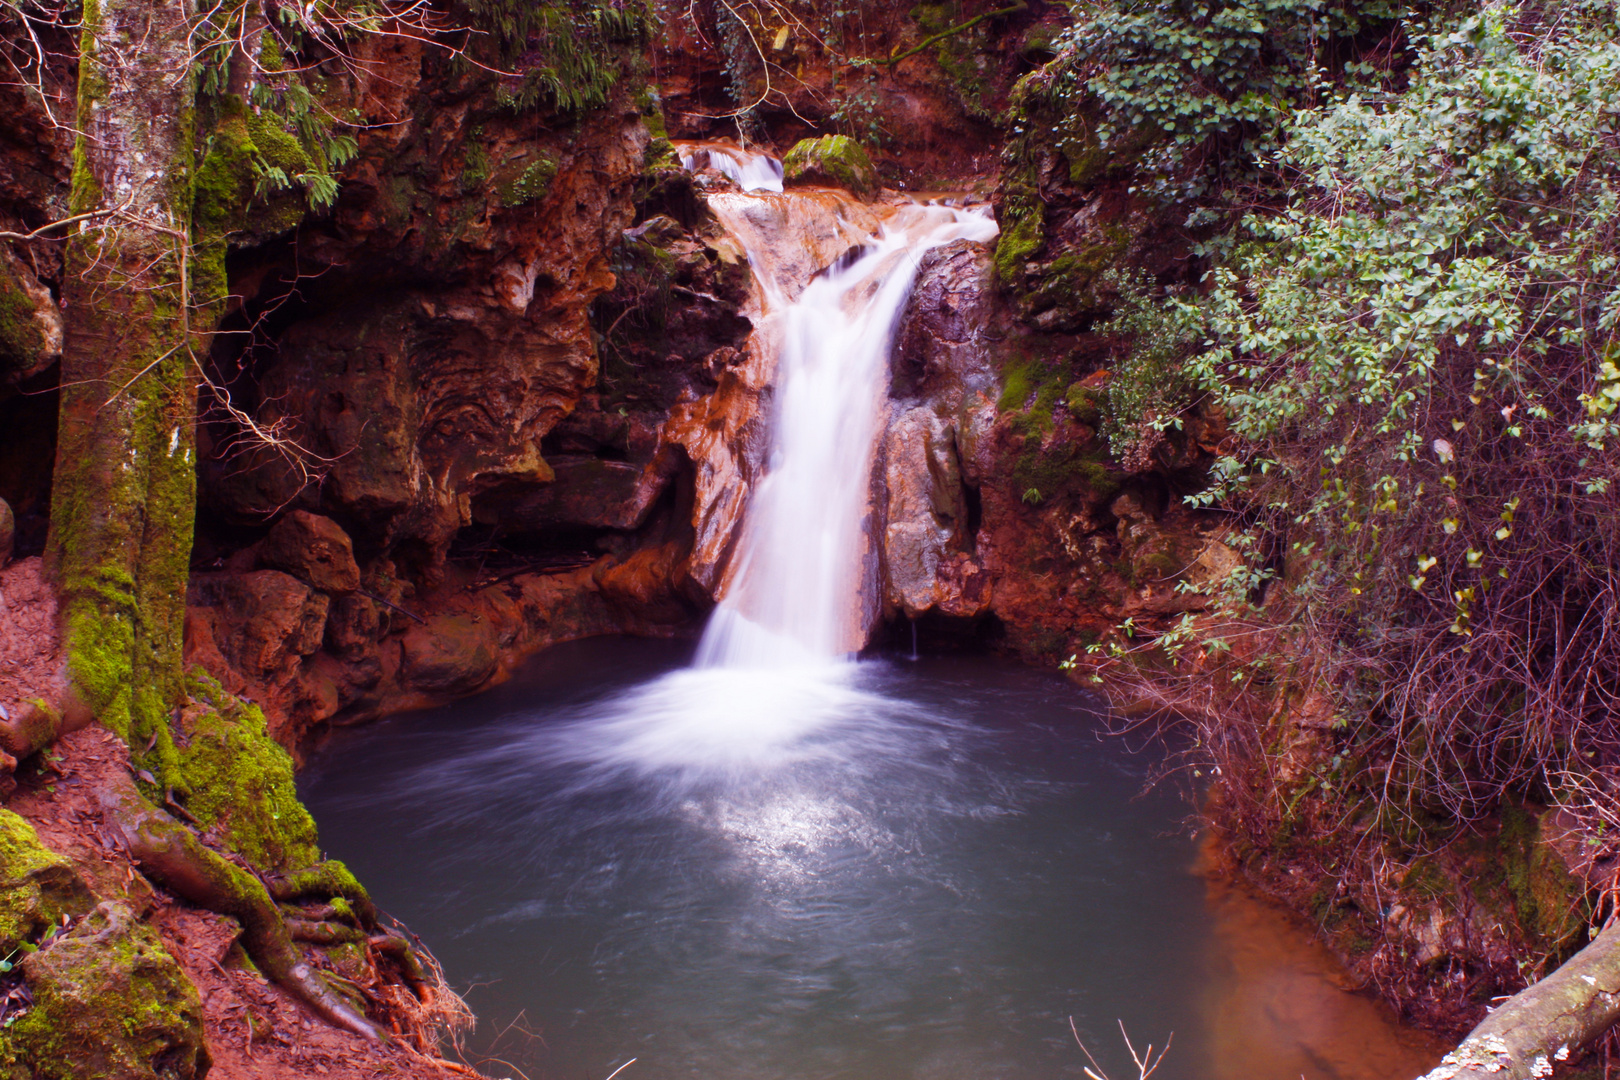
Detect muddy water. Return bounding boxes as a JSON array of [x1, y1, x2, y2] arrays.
[[302, 638, 1444, 1080]]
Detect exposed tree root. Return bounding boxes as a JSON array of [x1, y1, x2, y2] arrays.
[[1422, 922, 1620, 1079], [96, 772, 387, 1042], [270, 861, 381, 926]]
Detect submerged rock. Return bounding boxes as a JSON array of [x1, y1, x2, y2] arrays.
[[0, 901, 210, 1080]]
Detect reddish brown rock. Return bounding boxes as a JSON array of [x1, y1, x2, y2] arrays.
[[400, 614, 500, 696], [324, 593, 380, 663], [594, 541, 692, 625], [259, 511, 361, 594], [189, 571, 329, 682]]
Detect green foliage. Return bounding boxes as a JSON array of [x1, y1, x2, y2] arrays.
[[1017, 0, 1398, 198], [1097, 272, 1202, 469], [475, 0, 654, 114], [499, 155, 559, 207], [1169, 2, 1620, 820], [244, 79, 358, 210], [908, 1, 995, 119]]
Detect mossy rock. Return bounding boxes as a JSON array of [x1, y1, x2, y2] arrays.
[[0, 810, 93, 956], [1501, 805, 1589, 951], [993, 193, 1044, 288], [0, 255, 51, 381], [499, 155, 560, 208], [0, 902, 209, 1080], [783, 135, 877, 198], [173, 678, 320, 875]]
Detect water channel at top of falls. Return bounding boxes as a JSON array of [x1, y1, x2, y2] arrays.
[[302, 146, 1447, 1080]]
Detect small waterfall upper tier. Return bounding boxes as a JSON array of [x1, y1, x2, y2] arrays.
[[675, 140, 784, 193]]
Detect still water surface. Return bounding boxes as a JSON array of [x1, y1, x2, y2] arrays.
[[302, 637, 1443, 1080]]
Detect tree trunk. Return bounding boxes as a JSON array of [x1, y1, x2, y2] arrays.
[[1422, 923, 1620, 1079], [47, 0, 199, 784]]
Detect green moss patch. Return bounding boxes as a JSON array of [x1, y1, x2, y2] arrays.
[[0, 902, 209, 1080], [0, 811, 93, 956], [174, 675, 319, 874], [783, 135, 877, 198]]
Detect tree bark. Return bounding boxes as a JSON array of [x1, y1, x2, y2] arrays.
[[1421, 924, 1620, 1079], [47, 0, 200, 784]]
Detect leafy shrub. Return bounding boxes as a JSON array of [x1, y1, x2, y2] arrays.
[[1179, 2, 1620, 820]]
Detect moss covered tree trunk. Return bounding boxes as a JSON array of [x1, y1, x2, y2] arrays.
[[46, 0, 199, 782]]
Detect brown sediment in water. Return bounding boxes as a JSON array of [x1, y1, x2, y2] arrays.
[[1197, 849, 1447, 1080]]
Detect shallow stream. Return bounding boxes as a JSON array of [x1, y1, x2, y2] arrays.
[[302, 637, 1444, 1080]]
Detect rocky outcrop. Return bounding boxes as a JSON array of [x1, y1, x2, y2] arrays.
[[783, 135, 878, 198]]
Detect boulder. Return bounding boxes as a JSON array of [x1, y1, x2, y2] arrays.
[[400, 613, 499, 695], [0, 498, 12, 566], [259, 510, 361, 594], [783, 135, 877, 198], [193, 570, 330, 680], [0, 901, 210, 1080], [0, 809, 93, 955]]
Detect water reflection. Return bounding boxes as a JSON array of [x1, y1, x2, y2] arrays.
[[1199, 871, 1447, 1080], [300, 639, 1443, 1080]]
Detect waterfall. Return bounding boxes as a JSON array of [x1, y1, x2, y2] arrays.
[[676, 146, 998, 669], [546, 146, 996, 777], [675, 141, 785, 193], [695, 200, 997, 668]]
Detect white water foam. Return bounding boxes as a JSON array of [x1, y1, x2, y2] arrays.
[[541, 187, 996, 778], [678, 142, 785, 193], [695, 201, 998, 670]]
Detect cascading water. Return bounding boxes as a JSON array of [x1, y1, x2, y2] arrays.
[[675, 141, 785, 193], [695, 194, 998, 669], [531, 145, 997, 775]]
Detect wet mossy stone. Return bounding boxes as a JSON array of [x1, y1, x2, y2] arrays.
[[0, 902, 210, 1080], [783, 135, 877, 198], [0, 809, 92, 956]]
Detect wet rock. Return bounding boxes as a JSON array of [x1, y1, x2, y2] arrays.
[[0, 901, 210, 1080], [594, 541, 692, 624], [400, 613, 499, 695], [324, 592, 380, 663], [883, 407, 980, 617], [783, 135, 877, 198], [877, 239, 1001, 627], [259, 510, 361, 594], [492, 455, 666, 532], [198, 64, 650, 577]]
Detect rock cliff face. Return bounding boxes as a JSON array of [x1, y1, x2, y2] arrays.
[[175, 36, 686, 745]]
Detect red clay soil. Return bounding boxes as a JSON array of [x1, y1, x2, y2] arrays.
[[0, 557, 65, 723]]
